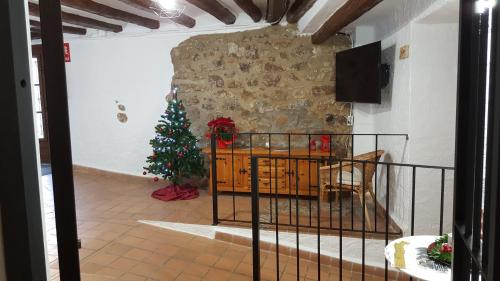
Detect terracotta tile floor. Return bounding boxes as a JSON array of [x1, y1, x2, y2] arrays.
[[215, 192, 401, 240], [42, 168, 407, 281]]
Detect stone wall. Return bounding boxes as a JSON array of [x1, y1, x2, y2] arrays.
[[171, 25, 352, 156]]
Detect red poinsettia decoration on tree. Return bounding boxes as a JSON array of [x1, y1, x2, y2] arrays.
[[206, 117, 238, 148]]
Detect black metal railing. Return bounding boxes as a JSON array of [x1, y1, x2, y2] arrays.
[[210, 132, 409, 237], [249, 155, 454, 281]]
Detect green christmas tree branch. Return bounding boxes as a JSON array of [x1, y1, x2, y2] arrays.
[[143, 96, 205, 185]]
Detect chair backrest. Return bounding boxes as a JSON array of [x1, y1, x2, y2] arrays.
[[319, 150, 385, 189], [352, 150, 384, 188], [352, 150, 385, 162]]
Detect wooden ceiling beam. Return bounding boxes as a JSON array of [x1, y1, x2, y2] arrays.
[[266, 0, 287, 23], [61, 0, 160, 29], [57, 24, 87, 35], [312, 0, 383, 44], [286, 0, 316, 23], [169, 13, 196, 28], [117, 0, 195, 28], [29, 2, 123, 33], [234, 0, 262, 22], [185, 0, 236, 25], [30, 19, 87, 35]]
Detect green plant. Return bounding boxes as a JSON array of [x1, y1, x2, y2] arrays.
[[427, 234, 453, 265]]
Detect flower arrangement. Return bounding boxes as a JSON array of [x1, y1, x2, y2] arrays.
[[427, 234, 453, 266], [206, 117, 238, 148]]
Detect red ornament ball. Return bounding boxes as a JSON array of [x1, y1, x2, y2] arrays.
[[178, 152, 184, 157], [440, 243, 453, 253], [153, 177, 159, 182]]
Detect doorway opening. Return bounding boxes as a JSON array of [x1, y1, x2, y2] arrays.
[[32, 45, 51, 165]]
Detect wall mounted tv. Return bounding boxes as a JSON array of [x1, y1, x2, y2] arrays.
[[336, 41, 389, 104]]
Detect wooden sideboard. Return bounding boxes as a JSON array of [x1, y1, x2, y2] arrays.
[[203, 147, 335, 196]]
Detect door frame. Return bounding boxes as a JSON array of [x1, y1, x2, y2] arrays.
[[453, 0, 500, 280], [0, 0, 47, 280], [38, 0, 81, 279]]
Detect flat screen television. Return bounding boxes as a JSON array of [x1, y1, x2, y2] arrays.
[[336, 41, 387, 104]]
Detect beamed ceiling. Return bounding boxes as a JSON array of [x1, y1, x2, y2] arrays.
[[29, 0, 385, 44]]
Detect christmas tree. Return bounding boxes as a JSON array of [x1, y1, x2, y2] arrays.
[[143, 88, 204, 185]]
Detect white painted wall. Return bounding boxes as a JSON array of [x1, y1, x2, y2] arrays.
[[352, 1, 458, 235], [64, 25, 266, 176], [367, 24, 413, 234], [410, 23, 458, 234]]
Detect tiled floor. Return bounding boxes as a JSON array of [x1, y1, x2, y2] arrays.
[[42, 168, 408, 281], [215, 192, 401, 240]]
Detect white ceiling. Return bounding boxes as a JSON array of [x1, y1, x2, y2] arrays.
[[344, 0, 459, 39], [417, 0, 459, 24], [30, 0, 287, 29], [29, 0, 459, 38], [92, 0, 248, 21], [297, 0, 346, 34]]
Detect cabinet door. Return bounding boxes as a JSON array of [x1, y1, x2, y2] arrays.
[[290, 160, 320, 195], [214, 154, 245, 191], [232, 156, 245, 188], [214, 155, 231, 187]]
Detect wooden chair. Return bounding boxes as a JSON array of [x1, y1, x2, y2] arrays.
[[319, 150, 384, 231]]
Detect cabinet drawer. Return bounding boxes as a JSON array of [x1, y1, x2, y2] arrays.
[[248, 158, 286, 167], [249, 178, 287, 191], [258, 167, 286, 178], [217, 185, 250, 192]]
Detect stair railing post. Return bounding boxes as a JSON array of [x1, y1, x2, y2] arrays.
[[251, 157, 260, 281], [211, 133, 219, 225]]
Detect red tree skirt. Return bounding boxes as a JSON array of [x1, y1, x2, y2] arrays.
[[151, 183, 199, 201]]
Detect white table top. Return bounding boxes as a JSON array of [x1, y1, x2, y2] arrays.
[[384, 235, 451, 281]]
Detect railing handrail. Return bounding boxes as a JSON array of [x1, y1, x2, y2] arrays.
[[248, 155, 455, 171], [222, 132, 409, 139]]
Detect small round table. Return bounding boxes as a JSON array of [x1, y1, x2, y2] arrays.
[[384, 236, 451, 281]]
